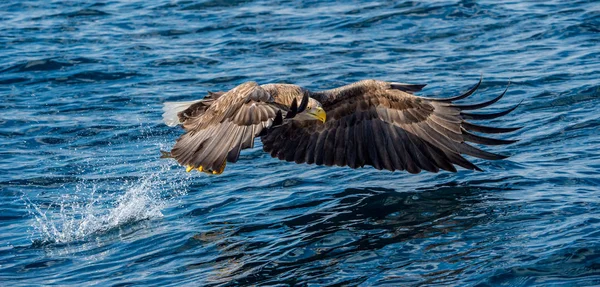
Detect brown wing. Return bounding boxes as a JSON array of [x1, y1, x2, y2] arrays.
[[171, 82, 286, 172], [176, 91, 226, 130], [261, 78, 521, 173]]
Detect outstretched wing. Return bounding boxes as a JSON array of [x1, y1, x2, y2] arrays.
[[170, 82, 286, 173], [261, 78, 521, 173]]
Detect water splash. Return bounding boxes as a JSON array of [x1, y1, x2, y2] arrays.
[[25, 167, 187, 245]]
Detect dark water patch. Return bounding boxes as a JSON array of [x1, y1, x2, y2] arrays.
[[564, 118, 600, 133], [0, 213, 25, 222], [53, 9, 110, 18], [562, 22, 600, 39], [193, 23, 242, 34], [180, 0, 254, 10], [0, 176, 81, 188], [344, 3, 387, 15], [34, 137, 70, 145], [135, 29, 193, 38], [258, 40, 315, 51], [48, 71, 141, 84], [198, 186, 502, 286], [20, 258, 72, 272], [200, 75, 247, 84], [128, 45, 154, 51], [482, 246, 600, 286], [270, 198, 330, 211], [397, 4, 449, 18], [150, 56, 221, 67], [0, 175, 143, 189], [528, 85, 600, 111], [0, 77, 30, 85], [0, 58, 99, 73], [336, 11, 408, 29], [187, 197, 241, 217]]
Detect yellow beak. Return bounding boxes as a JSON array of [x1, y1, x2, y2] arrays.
[[309, 107, 326, 123]]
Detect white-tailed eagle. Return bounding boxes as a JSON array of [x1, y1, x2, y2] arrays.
[[161, 78, 520, 174]]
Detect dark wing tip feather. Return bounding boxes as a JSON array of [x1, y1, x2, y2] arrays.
[[452, 82, 509, 110], [428, 75, 482, 102], [297, 93, 309, 113], [464, 160, 483, 172], [461, 121, 522, 134], [460, 143, 510, 160], [273, 110, 283, 126], [460, 100, 521, 120], [390, 83, 427, 93], [286, 98, 298, 119], [461, 128, 519, 145]]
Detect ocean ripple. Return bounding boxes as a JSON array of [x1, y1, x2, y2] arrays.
[[1, 0, 599, 286]]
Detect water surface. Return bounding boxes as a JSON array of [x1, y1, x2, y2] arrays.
[[1, 0, 600, 286]]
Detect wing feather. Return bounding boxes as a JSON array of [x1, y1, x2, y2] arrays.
[[381, 123, 402, 171], [345, 121, 357, 168], [323, 127, 335, 166], [386, 125, 407, 171], [353, 121, 366, 168], [261, 78, 520, 173], [314, 130, 328, 165], [169, 82, 291, 172], [334, 124, 346, 167], [294, 134, 309, 164], [372, 120, 393, 171], [363, 120, 381, 170], [305, 132, 319, 165]]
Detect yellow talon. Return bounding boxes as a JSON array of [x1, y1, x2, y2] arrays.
[[212, 160, 227, 175], [185, 162, 226, 175]]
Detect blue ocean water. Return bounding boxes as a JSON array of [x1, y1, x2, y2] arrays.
[[1, 0, 599, 285]]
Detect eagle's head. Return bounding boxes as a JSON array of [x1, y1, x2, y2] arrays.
[[296, 97, 326, 123]]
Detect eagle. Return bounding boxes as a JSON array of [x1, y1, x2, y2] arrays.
[[161, 78, 520, 175]]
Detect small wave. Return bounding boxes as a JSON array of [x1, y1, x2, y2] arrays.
[[133, 29, 192, 38], [0, 57, 99, 73], [180, 0, 253, 10], [150, 56, 221, 67], [50, 71, 140, 84], [54, 9, 110, 18]]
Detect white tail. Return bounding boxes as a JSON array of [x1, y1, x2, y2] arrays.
[[162, 100, 200, 127]]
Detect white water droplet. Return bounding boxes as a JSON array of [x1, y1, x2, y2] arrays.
[[25, 164, 188, 245]]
